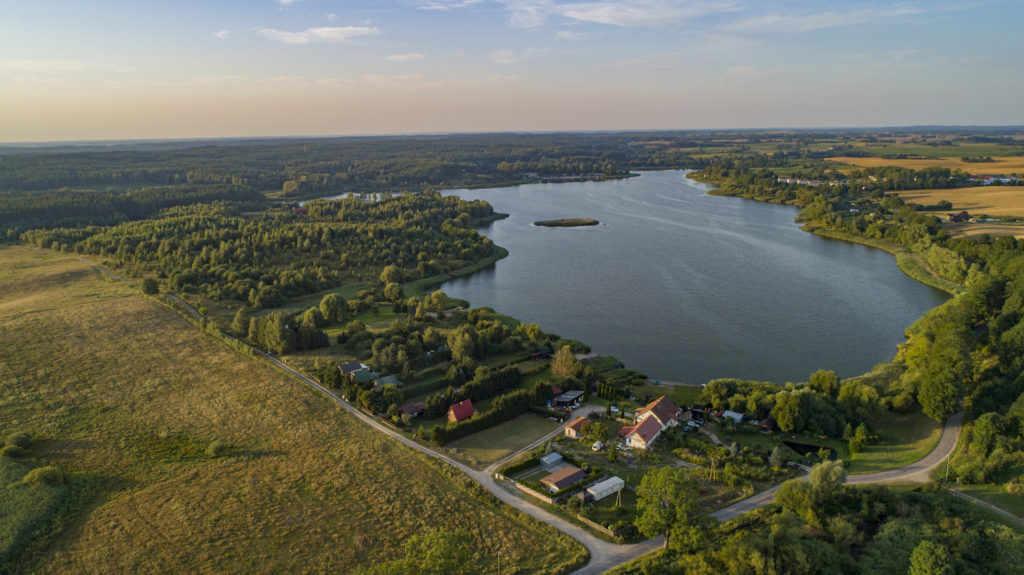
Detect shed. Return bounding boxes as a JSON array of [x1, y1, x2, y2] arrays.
[[339, 361, 367, 375], [540, 452, 563, 467], [564, 417, 588, 439], [586, 476, 626, 502], [722, 410, 744, 424], [374, 374, 405, 388], [554, 390, 584, 406], [447, 399, 475, 423], [540, 465, 586, 492]]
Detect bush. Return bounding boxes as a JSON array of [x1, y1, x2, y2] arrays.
[[1, 445, 25, 458], [1007, 476, 1024, 496], [6, 431, 31, 448], [21, 465, 65, 486], [206, 440, 228, 458]]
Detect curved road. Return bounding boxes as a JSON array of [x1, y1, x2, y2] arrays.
[[76, 255, 969, 574]]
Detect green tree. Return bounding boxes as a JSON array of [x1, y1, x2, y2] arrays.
[[551, 345, 577, 380], [769, 446, 782, 469], [231, 306, 252, 336], [384, 282, 404, 302], [319, 292, 347, 323], [809, 369, 840, 398], [141, 277, 159, 295], [636, 467, 710, 551], [380, 264, 403, 285], [909, 540, 954, 575]]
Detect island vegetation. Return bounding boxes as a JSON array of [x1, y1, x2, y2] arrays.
[[534, 218, 600, 228]]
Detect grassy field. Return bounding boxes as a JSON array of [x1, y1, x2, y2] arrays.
[[945, 221, 1024, 239], [894, 186, 1024, 217], [0, 246, 584, 574], [847, 409, 943, 474], [958, 484, 1024, 526], [629, 384, 703, 407], [446, 414, 561, 469], [828, 156, 1024, 174]]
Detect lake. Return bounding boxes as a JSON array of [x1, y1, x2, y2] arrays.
[[441, 170, 948, 385]]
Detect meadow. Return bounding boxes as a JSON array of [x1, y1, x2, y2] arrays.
[[894, 185, 1024, 217], [0, 246, 584, 574]]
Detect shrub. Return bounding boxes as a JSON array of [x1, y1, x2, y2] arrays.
[[1, 445, 25, 458], [1007, 477, 1024, 496], [21, 465, 65, 486], [5, 431, 31, 448], [206, 440, 228, 458]]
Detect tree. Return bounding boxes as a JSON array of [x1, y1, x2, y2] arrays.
[[319, 293, 346, 323], [384, 282, 404, 302], [909, 540, 954, 575], [809, 369, 840, 398], [551, 345, 577, 380], [635, 467, 710, 551], [141, 277, 159, 294], [809, 460, 847, 504], [231, 306, 251, 336], [380, 264, 403, 285], [583, 420, 608, 443], [769, 446, 782, 469]]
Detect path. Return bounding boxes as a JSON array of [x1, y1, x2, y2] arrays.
[[949, 489, 1024, 526]]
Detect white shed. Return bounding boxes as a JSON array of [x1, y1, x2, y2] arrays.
[[586, 476, 626, 502], [540, 452, 563, 467], [722, 410, 744, 424]]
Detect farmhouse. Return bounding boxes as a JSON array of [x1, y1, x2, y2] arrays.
[[339, 361, 367, 375], [636, 395, 680, 430], [540, 465, 586, 493], [586, 476, 625, 502], [447, 399, 475, 423], [373, 374, 405, 388], [619, 416, 662, 450], [564, 417, 588, 439]]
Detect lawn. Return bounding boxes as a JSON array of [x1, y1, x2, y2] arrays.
[[446, 414, 562, 469], [958, 484, 1024, 528], [0, 246, 584, 574], [848, 409, 943, 474], [629, 383, 703, 408]]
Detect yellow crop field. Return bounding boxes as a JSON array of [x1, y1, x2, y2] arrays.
[[828, 156, 1024, 174], [945, 222, 1024, 239], [894, 186, 1024, 217], [0, 247, 583, 574]]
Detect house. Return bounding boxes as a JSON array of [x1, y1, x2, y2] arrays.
[[636, 395, 680, 430], [564, 417, 588, 439], [722, 410, 744, 424], [374, 374, 405, 389], [351, 370, 380, 385], [540, 465, 586, 493], [339, 361, 367, 375], [586, 476, 625, 502], [447, 399, 475, 423], [540, 452, 563, 467], [399, 402, 425, 417], [758, 418, 775, 433], [553, 390, 584, 407], [620, 416, 662, 450], [947, 211, 970, 223]]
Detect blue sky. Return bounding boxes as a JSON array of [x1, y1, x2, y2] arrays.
[[1, 0, 1022, 141]]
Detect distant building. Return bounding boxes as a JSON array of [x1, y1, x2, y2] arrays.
[[339, 361, 367, 375], [722, 410, 744, 424], [540, 465, 586, 493], [374, 374, 405, 388], [553, 390, 584, 407], [947, 211, 970, 223], [399, 402, 425, 417], [564, 417, 588, 439], [447, 399, 475, 423]]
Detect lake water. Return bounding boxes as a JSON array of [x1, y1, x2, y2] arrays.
[[441, 170, 948, 385]]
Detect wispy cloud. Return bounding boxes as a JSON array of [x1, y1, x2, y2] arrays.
[[0, 60, 90, 73], [489, 49, 526, 64], [277, 0, 301, 5], [722, 6, 924, 34], [386, 53, 426, 62], [256, 26, 381, 44], [556, 30, 586, 39], [418, 0, 484, 10], [501, 0, 738, 28], [212, 29, 231, 39]]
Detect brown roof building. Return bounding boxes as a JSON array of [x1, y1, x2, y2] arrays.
[[636, 395, 680, 430], [622, 415, 662, 450], [540, 465, 587, 492], [564, 417, 588, 439]]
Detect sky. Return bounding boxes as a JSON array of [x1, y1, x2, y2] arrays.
[[1, 0, 1022, 142]]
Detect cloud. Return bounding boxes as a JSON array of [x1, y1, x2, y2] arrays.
[[386, 53, 426, 62], [489, 49, 525, 64], [256, 26, 381, 44], [501, 0, 737, 28], [556, 30, 586, 39], [417, 0, 484, 10], [277, 0, 301, 5], [889, 49, 918, 61], [722, 6, 924, 34], [212, 30, 231, 39], [0, 60, 90, 73]]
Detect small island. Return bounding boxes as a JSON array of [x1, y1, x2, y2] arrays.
[[534, 218, 600, 228]]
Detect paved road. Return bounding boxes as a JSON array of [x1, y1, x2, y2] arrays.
[[72, 254, 976, 575]]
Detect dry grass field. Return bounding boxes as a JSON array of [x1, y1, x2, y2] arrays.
[[828, 156, 1024, 174], [944, 222, 1024, 239], [895, 186, 1024, 217], [0, 247, 584, 574]]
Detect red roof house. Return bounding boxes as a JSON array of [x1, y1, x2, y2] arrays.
[[447, 399, 475, 424], [622, 415, 662, 450], [564, 416, 588, 439], [636, 395, 680, 430]]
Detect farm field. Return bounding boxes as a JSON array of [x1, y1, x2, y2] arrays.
[[945, 222, 1024, 239], [894, 185, 1024, 217], [828, 156, 1024, 174], [0, 246, 584, 574]]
